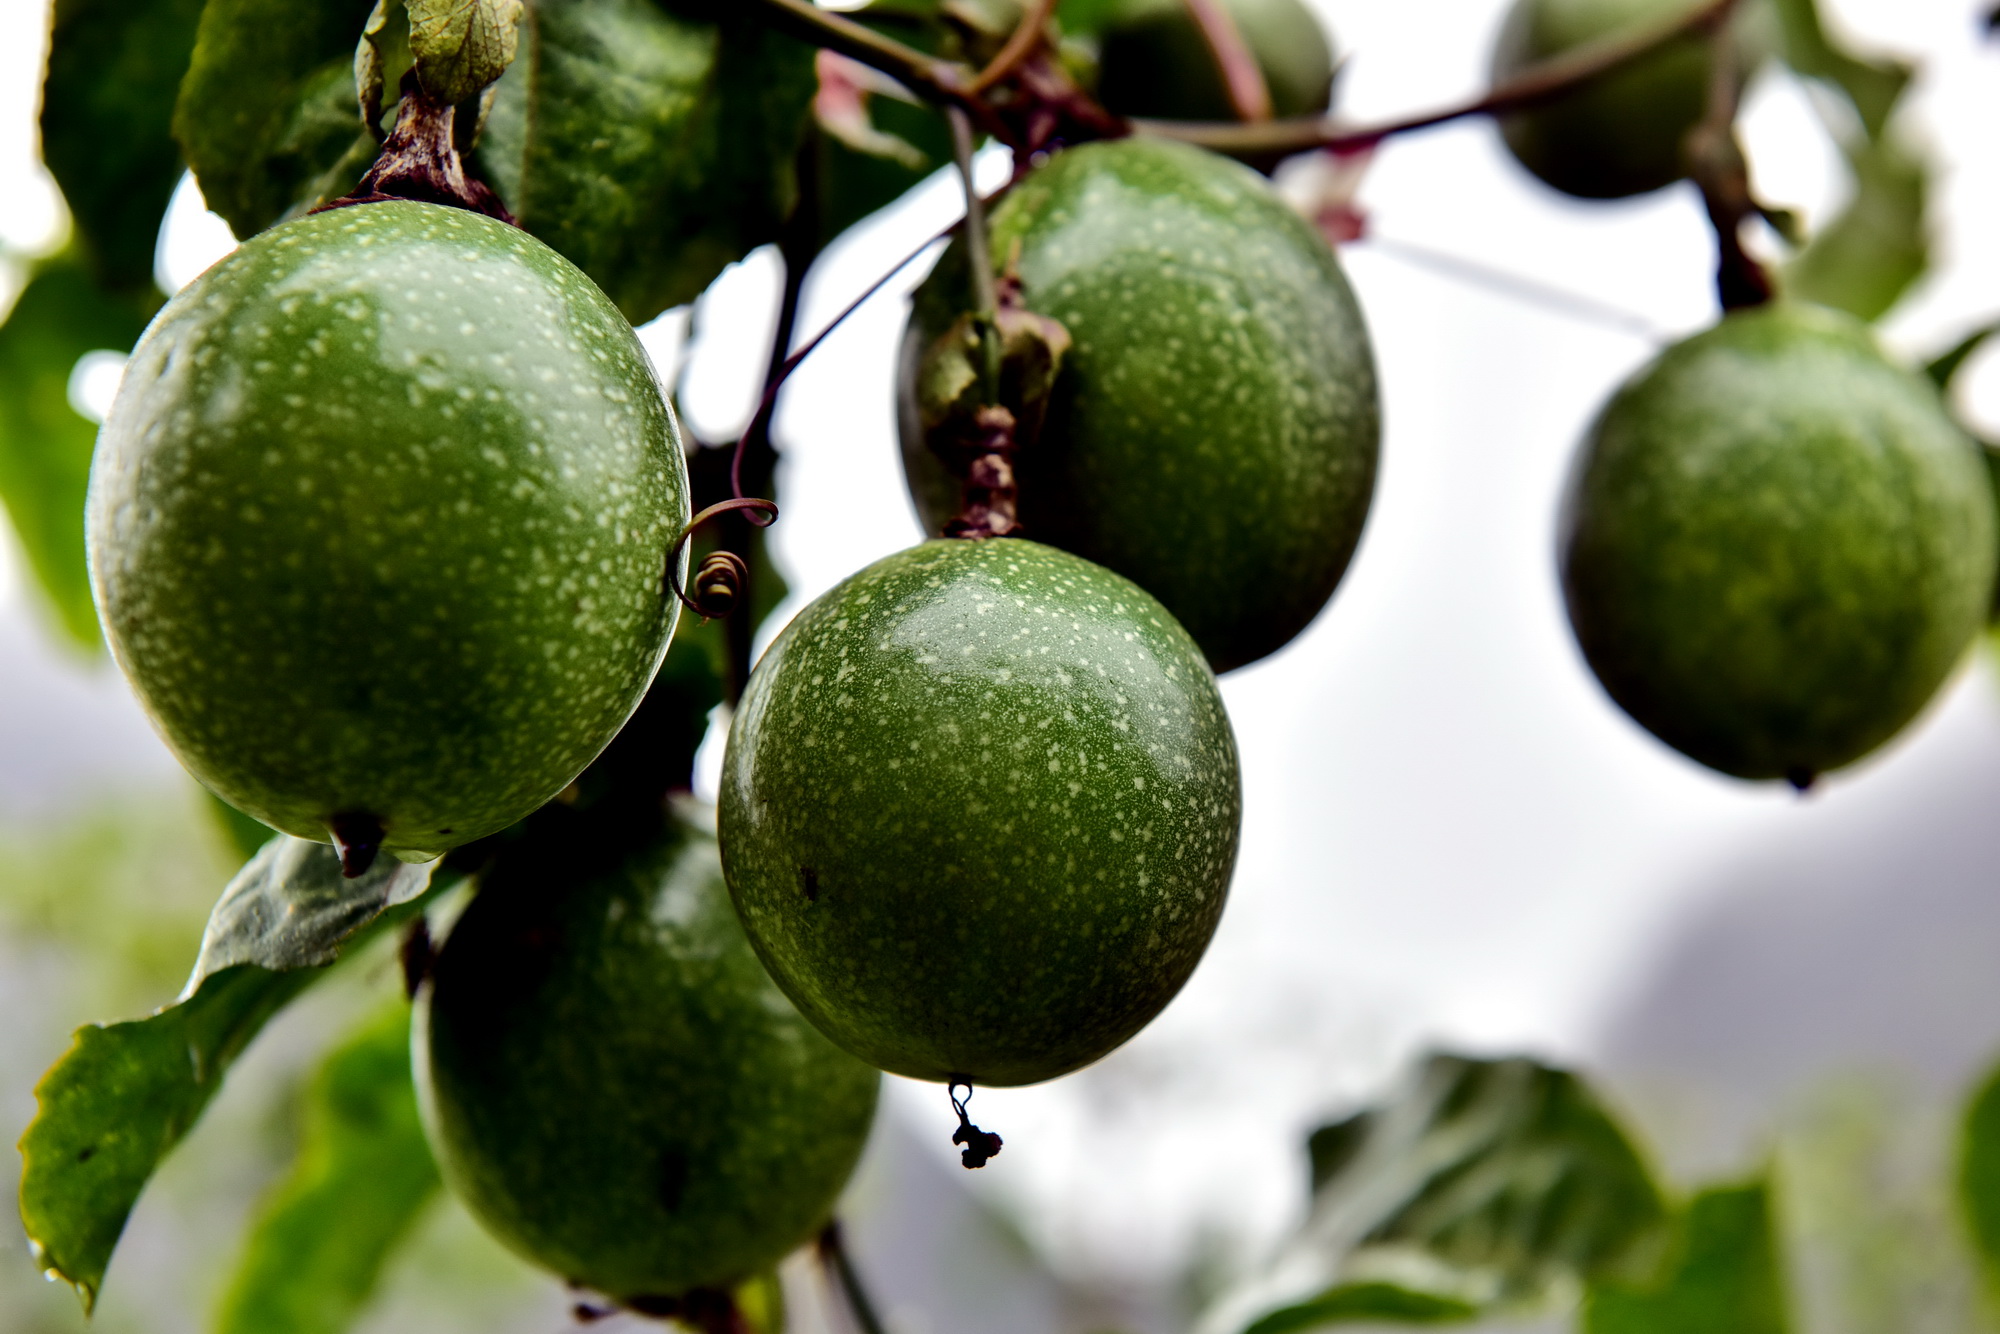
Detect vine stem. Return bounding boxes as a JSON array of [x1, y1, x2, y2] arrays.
[[817, 1221, 889, 1334], [755, 0, 1740, 162], [1682, 6, 1772, 309], [1182, 0, 1273, 122], [967, 0, 1061, 95], [1137, 0, 1740, 155]]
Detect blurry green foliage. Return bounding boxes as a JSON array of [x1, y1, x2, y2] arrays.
[[0, 255, 156, 649], [1784, 131, 1927, 324], [1242, 1283, 1477, 1332], [214, 1003, 439, 1334], [38, 0, 205, 293], [1960, 1062, 2000, 1301], [1584, 1181, 1789, 1334]]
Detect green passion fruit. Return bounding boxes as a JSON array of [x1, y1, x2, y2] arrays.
[[900, 138, 1379, 672], [1490, 0, 1748, 200], [719, 538, 1241, 1087], [87, 201, 688, 863], [418, 806, 879, 1300], [1093, 0, 1336, 122], [1562, 302, 1996, 782]]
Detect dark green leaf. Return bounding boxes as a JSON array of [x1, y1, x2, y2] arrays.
[[1242, 1283, 1477, 1333], [476, 0, 816, 323], [1784, 131, 1927, 323], [1306, 1111, 1371, 1194], [174, 0, 380, 236], [1215, 1054, 1669, 1334], [1585, 1181, 1790, 1334], [214, 1003, 440, 1334], [1925, 321, 2000, 393], [809, 61, 953, 251], [189, 836, 439, 987], [16, 872, 446, 1310], [1960, 1058, 2000, 1292], [407, 0, 524, 104], [0, 253, 158, 648], [38, 0, 206, 291], [1769, 0, 1910, 141], [18, 964, 319, 1311]]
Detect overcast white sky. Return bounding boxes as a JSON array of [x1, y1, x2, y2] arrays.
[[3, 0, 2000, 1291]]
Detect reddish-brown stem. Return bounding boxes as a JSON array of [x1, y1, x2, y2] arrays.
[[1683, 10, 1771, 309], [1133, 0, 1740, 156], [1182, 0, 1273, 122], [967, 0, 1061, 95], [315, 70, 514, 222]]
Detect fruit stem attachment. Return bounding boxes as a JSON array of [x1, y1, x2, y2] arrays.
[[328, 811, 384, 879], [314, 70, 515, 222], [948, 1081, 1003, 1169], [1182, 0, 1274, 122], [665, 499, 780, 622], [1132, 0, 1742, 158], [1683, 9, 1772, 310], [625, 1288, 751, 1333], [816, 1221, 889, 1334]]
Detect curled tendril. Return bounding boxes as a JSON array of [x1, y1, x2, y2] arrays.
[[666, 498, 779, 621]]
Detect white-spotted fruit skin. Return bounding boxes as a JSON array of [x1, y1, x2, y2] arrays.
[[88, 200, 688, 858], [719, 539, 1241, 1087]]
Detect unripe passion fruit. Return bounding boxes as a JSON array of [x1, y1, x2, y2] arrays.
[[900, 139, 1379, 673], [418, 808, 879, 1300], [719, 538, 1241, 1087], [1562, 302, 1996, 781], [1491, 0, 1732, 200], [1094, 0, 1336, 122], [88, 201, 688, 860]]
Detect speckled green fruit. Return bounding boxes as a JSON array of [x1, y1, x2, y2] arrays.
[[719, 538, 1241, 1087], [418, 806, 879, 1300], [1094, 0, 1335, 122], [87, 201, 688, 859], [900, 139, 1378, 672], [1562, 303, 1996, 781], [1492, 0, 1729, 199]]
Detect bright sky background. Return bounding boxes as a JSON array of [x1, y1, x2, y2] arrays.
[[3, 0, 2000, 1293]]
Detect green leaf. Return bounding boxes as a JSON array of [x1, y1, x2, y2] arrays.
[[1959, 1058, 2000, 1294], [38, 0, 206, 291], [1242, 1283, 1478, 1333], [1584, 1181, 1790, 1334], [17, 862, 448, 1311], [1784, 130, 1927, 323], [1925, 321, 2000, 395], [0, 252, 158, 648], [407, 0, 524, 105], [18, 964, 320, 1311], [475, 0, 817, 322], [809, 60, 953, 251], [214, 1003, 440, 1334], [1212, 1054, 1669, 1334], [174, 0, 381, 236], [188, 836, 439, 988], [1769, 0, 1910, 141]]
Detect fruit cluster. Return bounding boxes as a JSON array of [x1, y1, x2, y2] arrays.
[[31, 0, 1994, 1320]]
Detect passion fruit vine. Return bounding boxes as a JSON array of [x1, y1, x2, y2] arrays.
[[719, 537, 1241, 1088], [87, 200, 689, 867]]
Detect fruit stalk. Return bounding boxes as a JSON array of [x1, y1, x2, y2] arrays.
[[317, 69, 513, 222], [942, 107, 1023, 539], [1682, 12, 1772, 309], [1180, 0, 1274, 122], [816, 1222, 889, 1334]]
